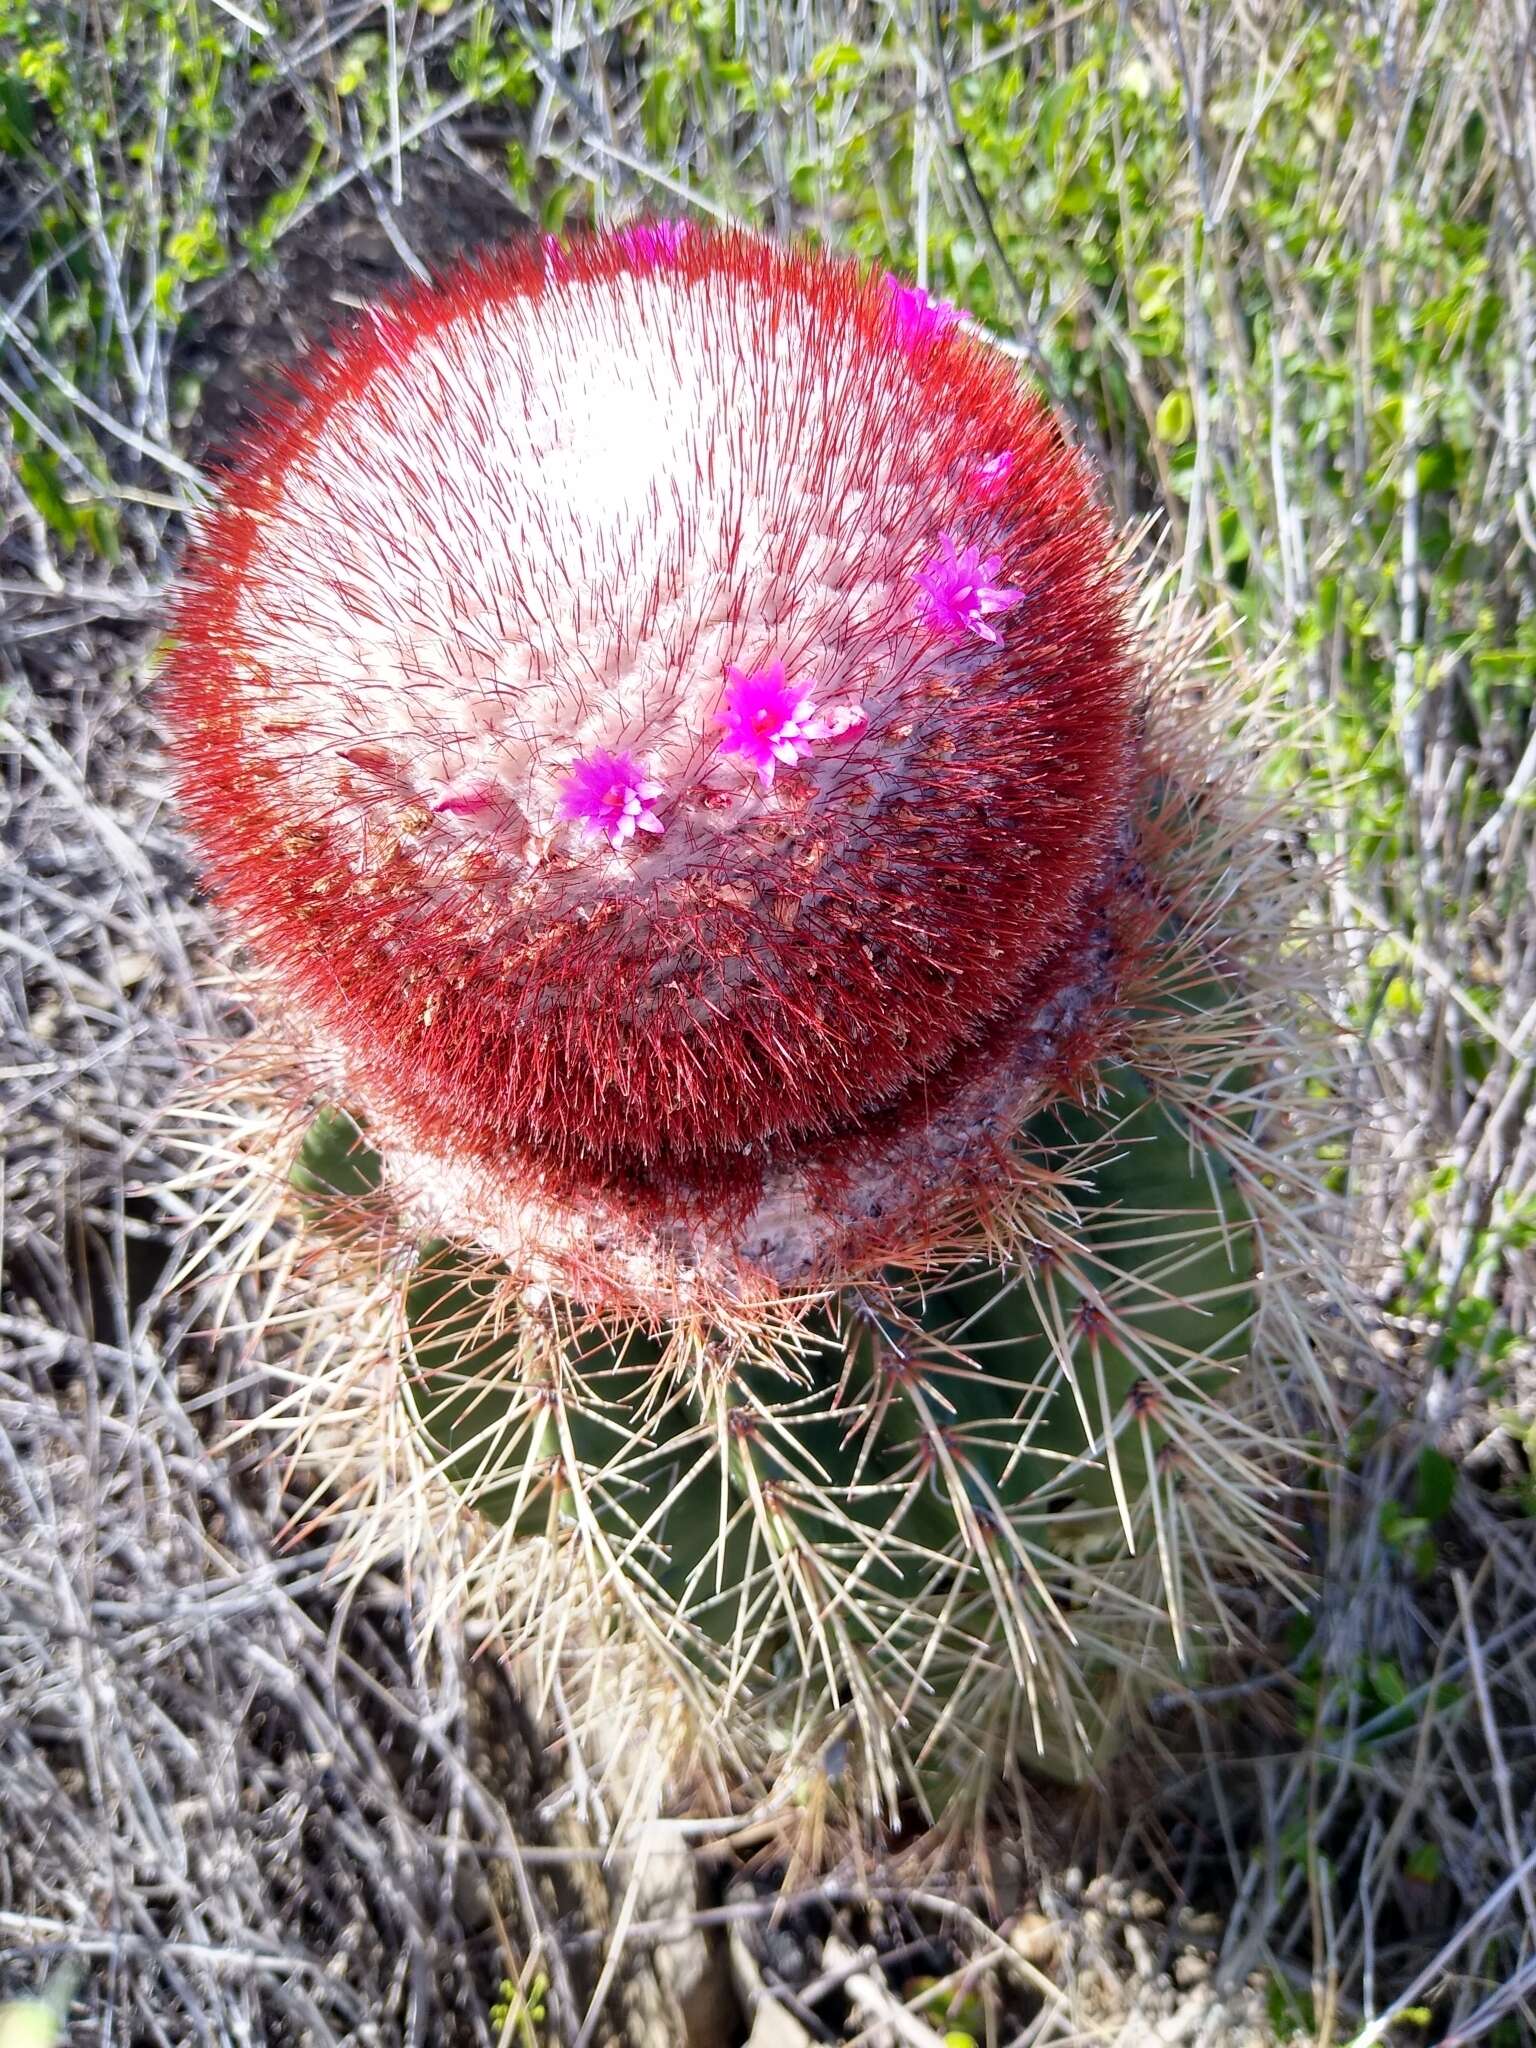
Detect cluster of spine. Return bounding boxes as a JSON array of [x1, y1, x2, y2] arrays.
[[166, 224, 1346, 1835]]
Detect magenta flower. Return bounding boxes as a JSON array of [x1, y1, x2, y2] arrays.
[[616, 219, 690, 267], [883, 274, 963, 351], [714, 661, 865, 789], [432, 774, 504, 819], [913, 533, 1026, 645], [557, 750, 665, 847], [972, 449, 1016, 502]]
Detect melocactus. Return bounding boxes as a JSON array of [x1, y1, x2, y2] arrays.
[[166, 223, 1342, 1827]]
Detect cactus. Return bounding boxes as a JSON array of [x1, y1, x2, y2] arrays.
[[166, 223, 1345, 1834]]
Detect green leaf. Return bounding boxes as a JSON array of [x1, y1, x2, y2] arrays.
[[0, 71, 35, 153], [1379, 1500, 1429, 1548], [1155, 389, 1193, 445], [1266, 1976, 1317, 2042], [1414, 442, 1458, 492], [78, 500, 120, 563], [1036, 73, 1084, 160], [334, 33, 381, 96], [17, 448, 78, 547], [1369, 1657, 1409, 1709], [165, 208, 226, 282], [242, 133, 324, 261], [1415, 1445, 1456, 1523], [0, 2004, 64, 2048], [1217, 504, 1251, 566], [808, 40, 861, 81]]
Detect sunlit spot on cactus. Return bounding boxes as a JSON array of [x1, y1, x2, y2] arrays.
[[972, 448, 1016, 501]]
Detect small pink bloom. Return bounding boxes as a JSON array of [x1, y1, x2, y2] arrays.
[[558, 750, 665, 847], [715, 661, 817, 788], [972, 449, 1015, 501], [432, 777, 502, 819], [616, 219, 690, 267], [913, 532, 1026, 645], [883, 274, 963, 350], [540, 233, 569, 279], [714, 661, 864, 789]]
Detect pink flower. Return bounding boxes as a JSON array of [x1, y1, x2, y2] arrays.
[[913, 533, 1026, 645], [714, 661, 865, 789], [616, 219, 690, 267], [883, 274, 963, 351], [431, 777, 502, 819], [557, 750, 665, 847], [972, 449, 1015, 502]]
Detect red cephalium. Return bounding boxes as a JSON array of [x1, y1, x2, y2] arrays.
[[166, 225, 1136, 1290]]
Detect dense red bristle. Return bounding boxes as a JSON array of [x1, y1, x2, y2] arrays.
[[165, 224, 1135, 1208]]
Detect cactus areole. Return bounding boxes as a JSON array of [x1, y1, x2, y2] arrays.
[[168, 224, 1140, 1310]]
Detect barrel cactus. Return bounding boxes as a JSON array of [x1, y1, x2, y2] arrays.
[[166, 222, 1342, 1836]]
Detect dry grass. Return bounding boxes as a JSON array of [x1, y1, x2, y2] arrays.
[[3, 1, 1536, 2043]]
